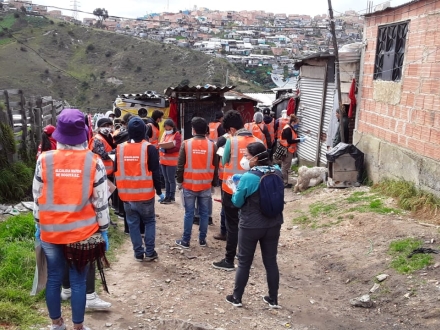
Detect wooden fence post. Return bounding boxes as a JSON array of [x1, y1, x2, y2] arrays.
[[50, 101, 56, 126], [19, 91, 28, 157], [28, 96, 36, 155], [3, 90, 13, 127], [34, 98, 43, 147]]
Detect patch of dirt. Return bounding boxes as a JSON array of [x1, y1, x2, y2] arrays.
[[79, 187, 440, 330]]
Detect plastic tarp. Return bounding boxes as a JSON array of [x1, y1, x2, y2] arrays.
[[326, 143, 364, 181]]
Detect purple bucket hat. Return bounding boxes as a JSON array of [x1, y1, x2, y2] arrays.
[[52, 109, 87, 145]]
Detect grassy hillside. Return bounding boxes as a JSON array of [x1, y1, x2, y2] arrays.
[[0, 14, 264, 107]]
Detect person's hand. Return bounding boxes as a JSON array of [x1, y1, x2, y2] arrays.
[[101, 231, 109, 251], [177, 183, 183, 190], [35, 223, 40, 241], [299, 137, 306, 143], [159, 148, 166, 153], [232, 174, 242, 183], [158, 193, 165, 202]]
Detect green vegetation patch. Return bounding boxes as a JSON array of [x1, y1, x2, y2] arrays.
[[0, 213, 45, 327], [389, 238, 433, 274], [374, 179, 440, 217], [345, 191, 399, 215], [0, 161, 34, 203], [309, 201, 338, 218]]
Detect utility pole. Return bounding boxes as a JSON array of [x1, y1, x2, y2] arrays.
[[71, 0, 80, 21], [327, 0, 346, 143]]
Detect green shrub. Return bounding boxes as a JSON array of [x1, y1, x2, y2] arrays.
[[0, 161, 33, 203]]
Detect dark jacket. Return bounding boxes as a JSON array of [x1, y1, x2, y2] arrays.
[[144, 117, 159, 141], [176, 135, 219, 187], [332, 117, 349, 147], [113, 142, 162, 196], [281, 125, 301, 145]]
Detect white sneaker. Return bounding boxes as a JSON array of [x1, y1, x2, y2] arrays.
[[85, 292, 112, 309], [60, 288, 71, 300]]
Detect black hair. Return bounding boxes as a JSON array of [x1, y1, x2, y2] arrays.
[[122, 113, 133, 125], [191, 117, 208, 135], [222, 110, 244, 131], [41, 133, 52, 152], [247, 142, 271, 166], [141, 118, 149, 124], [151, 110, 164, 121], [336, 109, 347, 117], [164, 118, 177, 133]]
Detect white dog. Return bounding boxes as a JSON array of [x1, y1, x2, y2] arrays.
[[294, 166, 328, 192]]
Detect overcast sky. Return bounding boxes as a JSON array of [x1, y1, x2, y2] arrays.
[[34, 0, 410, 19]]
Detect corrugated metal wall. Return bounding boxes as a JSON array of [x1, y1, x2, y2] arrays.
[[297, 78, 335, 165]]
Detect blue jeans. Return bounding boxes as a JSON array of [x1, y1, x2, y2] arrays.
[[182, 188, 211, 242], [124, 199, 156, 257], [41, 241, 89, 324], [194, 196, 213, 217], [161, 164, 177, 199]]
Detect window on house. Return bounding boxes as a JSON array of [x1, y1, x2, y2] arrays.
[[374, 21, 409, 81]]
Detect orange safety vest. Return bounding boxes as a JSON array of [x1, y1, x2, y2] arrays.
[[148, 123, 160, 148], [277, 118, 290, 140], [38, 150, 100, 244], [244, 122, 267, 147], [88, 134, 114, 175], [221, 135, 260, 194], [183, 138, 215, 192], [159, 131, 179, 166], [115, 141, 155, 202], [218, 133, 229, 181], [266, 119, 275, 142], [280, 124, 298, 154], [208, 122, 221, 142]]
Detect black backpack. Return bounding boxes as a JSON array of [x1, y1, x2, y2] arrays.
[[251, 167, 285, 217]]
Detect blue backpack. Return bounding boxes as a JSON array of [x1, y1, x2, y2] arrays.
[[251, 166, 285, 217]]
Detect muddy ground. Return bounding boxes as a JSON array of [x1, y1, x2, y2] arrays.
[[62, 185, 440, 330]]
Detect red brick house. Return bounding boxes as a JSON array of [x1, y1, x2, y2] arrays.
[[355, 0, 440, 195]]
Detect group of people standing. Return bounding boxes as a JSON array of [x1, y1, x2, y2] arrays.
[[33, 106, 307, 329]]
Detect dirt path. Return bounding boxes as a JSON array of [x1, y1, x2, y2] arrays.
[[81, 187, 440, 330]]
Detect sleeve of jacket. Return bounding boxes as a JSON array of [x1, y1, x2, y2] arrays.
[[146, 145, 162, 195], [282, 127, 300, 145], [211, 142, 219, 187], [176, 141, 186, 184], [145, 123, 153, 140], [217, 125, 226, 137], [263, 125, 272, 149]]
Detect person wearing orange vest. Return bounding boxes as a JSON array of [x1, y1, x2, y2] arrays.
[[145, 110, 164, 148], [115, 117, 163, 262], [280, 114, 306, 188], [175, 117, 218, 249], [244, 112, 272, 149], [212, 110, 261, 271], [89, 118, 116, 176], [208, 111, 226, 142], [33, 109, 110, 330], [158, 119, 182, 204]]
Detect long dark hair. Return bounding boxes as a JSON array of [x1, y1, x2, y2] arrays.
[[247, 142, 271, 166], [41, 132, 52, 152]]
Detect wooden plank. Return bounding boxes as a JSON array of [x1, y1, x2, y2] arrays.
[[34, 106, 43, 146], [50, 101, 56, 125], [8, 101, 22, 108], [13, 126, 23, 133], [43, 114, 52, 121], [20, 93, 27, 150], [4, 90, 13, 127], [11, 110, 22, 116]]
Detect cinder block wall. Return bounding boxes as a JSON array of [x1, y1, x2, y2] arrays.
[[355, 0, 440, 194]]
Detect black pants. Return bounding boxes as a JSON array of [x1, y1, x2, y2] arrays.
[[222, 191, 239, 263], [233, 225, 281, 301], [62, 262, 95, 294]]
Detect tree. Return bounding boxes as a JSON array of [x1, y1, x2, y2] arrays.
[[93, 8, 109, 28]]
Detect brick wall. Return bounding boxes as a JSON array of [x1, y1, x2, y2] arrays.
[[358, 0, 440, 161]]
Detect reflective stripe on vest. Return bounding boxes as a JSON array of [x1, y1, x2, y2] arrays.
[[183, 138, 215, 191], [280, 124, 298, 154], [115, 141, 155, 201], [245, 122, 267, 147], [277, 118, 290, 140], [39, 150, 99, 244], [159, 132, 179, 166], [208, 122, 221, 142], [148, 123, 159, 148], [89, 134, 114, 175], [221, 135, 259, 194]]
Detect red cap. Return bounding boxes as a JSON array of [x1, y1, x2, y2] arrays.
[[43, 125, 56, 135]]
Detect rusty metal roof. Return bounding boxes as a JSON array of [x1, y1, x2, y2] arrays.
[[164, 84, 235, 96]]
